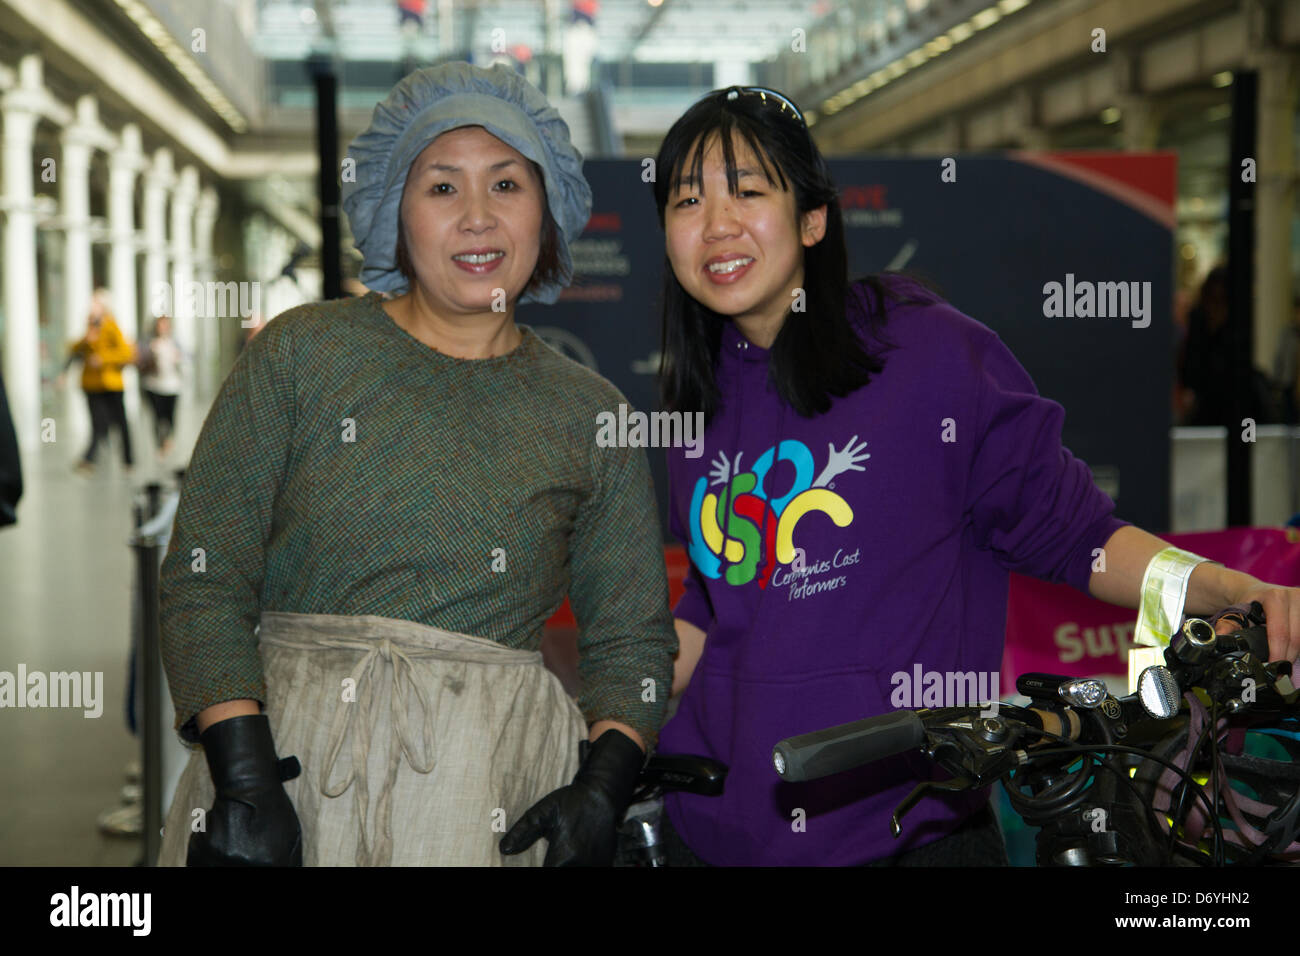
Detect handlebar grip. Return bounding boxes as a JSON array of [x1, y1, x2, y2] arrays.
[[773, 710, 926, 782]]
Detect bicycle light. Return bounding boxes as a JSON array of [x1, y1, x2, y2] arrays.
[[1057, 678, 1108, 709], [1016, 674, 1107, 708], [1138, 665, 1181, 718]]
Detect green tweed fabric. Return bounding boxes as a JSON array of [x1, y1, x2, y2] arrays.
[[160, 292, 676, 749]]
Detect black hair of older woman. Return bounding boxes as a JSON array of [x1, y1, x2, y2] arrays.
[[650, 90, 939, 426]]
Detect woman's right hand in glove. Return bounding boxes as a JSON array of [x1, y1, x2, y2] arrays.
[[187, 713, 304, 866]]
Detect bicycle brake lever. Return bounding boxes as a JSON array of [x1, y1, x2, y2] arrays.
[[889, 776, 976, 837]]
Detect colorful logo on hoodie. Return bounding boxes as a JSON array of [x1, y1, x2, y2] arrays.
[[687, 436, 868, 587]]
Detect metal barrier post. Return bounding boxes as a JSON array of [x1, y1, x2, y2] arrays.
[[132, 525, 164, 865]]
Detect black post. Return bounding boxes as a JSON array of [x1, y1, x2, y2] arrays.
[[145, 481, 162, 520], [135, 533, 163, 865], [1227, 71, 1257, 527], [311, 55, 342, 300]]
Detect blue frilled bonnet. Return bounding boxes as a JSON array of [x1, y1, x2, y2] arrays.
[[341, 62, 592, 305]]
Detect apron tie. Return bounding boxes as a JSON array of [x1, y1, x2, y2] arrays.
[[267, 633, 438, 866], [254, 611, 559, 866]]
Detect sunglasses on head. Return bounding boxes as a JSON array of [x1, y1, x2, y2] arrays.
[[723, 86, 806, 126]]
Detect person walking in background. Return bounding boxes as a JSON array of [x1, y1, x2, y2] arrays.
[[397, 0, 426, 31], [61, 288, 136, 474], [138, 314, 186, 458], [563, 0, 599, 95], [1181, 265, 1291, 425], [1181, 265, 1232, 426]]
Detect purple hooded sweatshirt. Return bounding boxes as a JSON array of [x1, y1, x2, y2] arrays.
[[659, 276, 1130, 866]]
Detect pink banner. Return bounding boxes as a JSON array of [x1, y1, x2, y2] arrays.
[[1002, 528, 1300, 688]]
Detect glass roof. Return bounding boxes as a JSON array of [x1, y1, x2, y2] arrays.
[[253, 0, 826, 64]]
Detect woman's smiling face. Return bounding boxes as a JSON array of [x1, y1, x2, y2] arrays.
[[398, 125, 543, 318], [664, 131, 825, 340]]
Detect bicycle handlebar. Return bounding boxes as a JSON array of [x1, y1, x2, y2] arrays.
[[773, 705, 1082, 782], [773, 710, 926, 782], [769, 606, 1300, 865]]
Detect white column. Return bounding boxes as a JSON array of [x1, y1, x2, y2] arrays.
[[108, 124, 145, 343], [170, 166, 199, 405], [59, 96, 118, 448], [193, 185, 220, 398], [142, 148, 174, 329], [60, 97, 98, 349], [1, 57, 42, 450], [59, 102, 93, 452], [109, 123, 147, 425], [109, 123, 147, 427]]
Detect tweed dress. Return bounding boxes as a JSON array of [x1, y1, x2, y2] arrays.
[[157, 292, 675, 865]]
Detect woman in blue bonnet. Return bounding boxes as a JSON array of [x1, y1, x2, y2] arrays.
[[158, 62, 675, 866]]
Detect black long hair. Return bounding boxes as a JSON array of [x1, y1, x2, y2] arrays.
[[651, 87, 939, 424]]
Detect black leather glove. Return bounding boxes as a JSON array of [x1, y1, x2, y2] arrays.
[[498, 729, 645, 866], [187, 714, 304, 867]]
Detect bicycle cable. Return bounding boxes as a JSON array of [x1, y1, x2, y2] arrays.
[[1010, 735, 1227, 864]]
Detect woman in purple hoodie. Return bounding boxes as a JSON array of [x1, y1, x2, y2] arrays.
[[649, 86, 1300, 867]]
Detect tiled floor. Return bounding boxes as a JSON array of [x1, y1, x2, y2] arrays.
[[0, 384, 208, 865]]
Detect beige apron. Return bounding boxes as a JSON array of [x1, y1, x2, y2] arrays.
[[158, 611, 587, 866]]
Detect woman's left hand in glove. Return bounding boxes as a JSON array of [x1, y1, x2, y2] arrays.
[[498, 729, 644, 866]]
